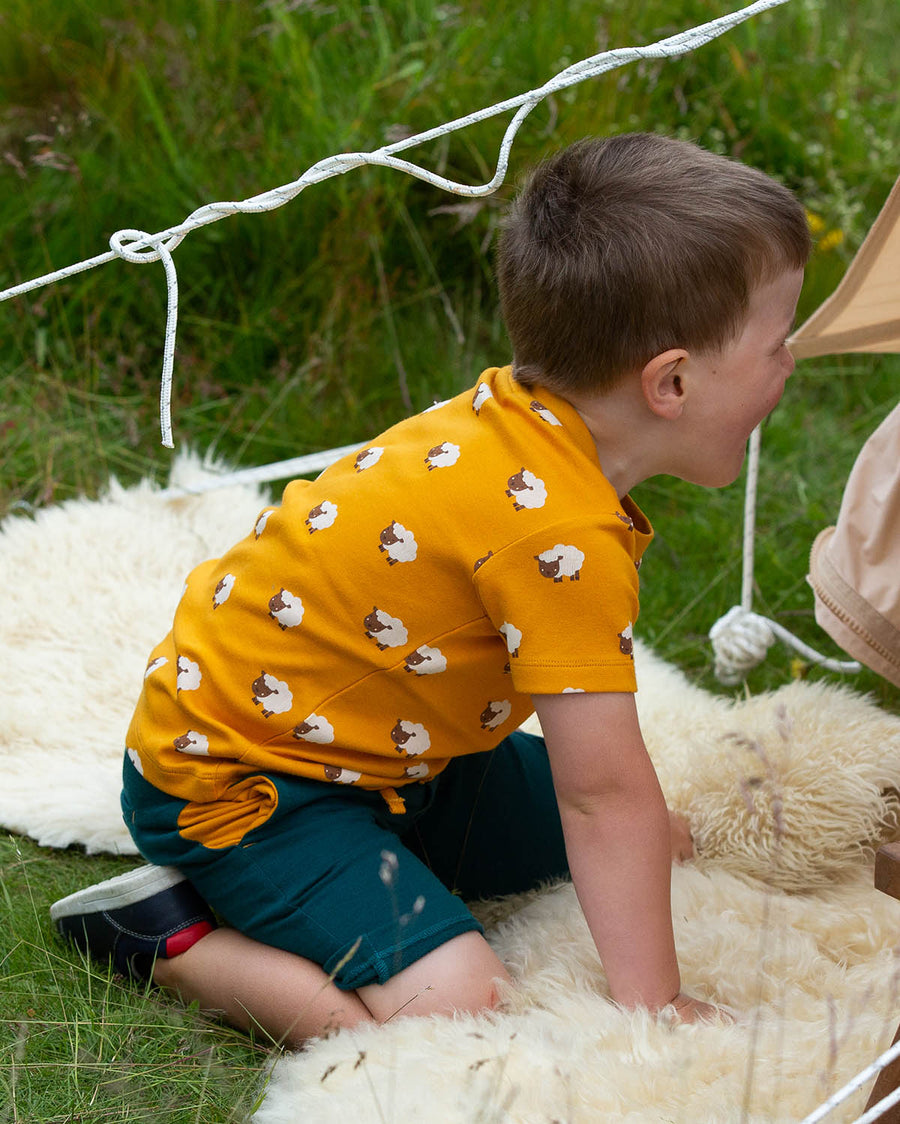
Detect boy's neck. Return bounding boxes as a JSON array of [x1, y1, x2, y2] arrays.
[[564, 381, 661, 499]]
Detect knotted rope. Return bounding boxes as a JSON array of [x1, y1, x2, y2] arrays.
[[709, 425, 861, 683], [1, 0, 790, 448]]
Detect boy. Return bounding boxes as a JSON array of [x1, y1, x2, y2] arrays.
[[51, 132, 809, 1042]]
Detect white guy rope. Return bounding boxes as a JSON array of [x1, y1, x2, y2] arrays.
[[156, 443, 366, 498], [854, 1086, 900, 1124], [1, 0, 790, 448], [108, 229, 179, 449], [710, 603, 864, 682], [798, 1034, 900, 1124], [709, 424, 861, 683]]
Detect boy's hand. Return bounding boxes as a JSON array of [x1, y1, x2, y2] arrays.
[[667, 992, 734, 1026], [668, 809, 694, 864]]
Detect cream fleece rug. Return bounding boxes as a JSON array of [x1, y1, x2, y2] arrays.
[[2, 455, 900, 1122]]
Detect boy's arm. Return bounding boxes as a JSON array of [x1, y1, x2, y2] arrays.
[[532, 690, 716, 1020]]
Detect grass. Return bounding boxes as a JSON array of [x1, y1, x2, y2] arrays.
[[3, 0, 899, 508], [1, 0, 900, 1118], [0, 837, 272, 1123]]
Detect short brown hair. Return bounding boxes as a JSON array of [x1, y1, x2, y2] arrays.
[[496, 132, 811, 394]]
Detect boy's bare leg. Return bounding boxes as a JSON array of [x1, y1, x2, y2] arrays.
[[153, 928, 509, 1045], [153, 928, 373, 1045]]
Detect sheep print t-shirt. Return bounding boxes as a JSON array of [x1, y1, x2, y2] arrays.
[[126, 366, 653, 834]]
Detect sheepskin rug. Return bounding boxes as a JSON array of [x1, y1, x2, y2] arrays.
[[2, 454, 900, 1123]]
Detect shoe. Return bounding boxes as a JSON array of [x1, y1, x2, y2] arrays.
[[50, 864, 217, 981]]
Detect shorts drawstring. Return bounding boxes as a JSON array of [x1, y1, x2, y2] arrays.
[[380, 787, 407, 815]]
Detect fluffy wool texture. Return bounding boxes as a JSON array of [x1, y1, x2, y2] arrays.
[[2, 454, 900, 1122]]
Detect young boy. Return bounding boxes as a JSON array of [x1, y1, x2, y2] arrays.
[[51, 132, 810, 1043]]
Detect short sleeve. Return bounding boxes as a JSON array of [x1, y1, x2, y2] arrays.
[[472, 515, 643, 694]]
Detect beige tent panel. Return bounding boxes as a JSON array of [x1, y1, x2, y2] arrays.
[[789, 174, 900, 359]]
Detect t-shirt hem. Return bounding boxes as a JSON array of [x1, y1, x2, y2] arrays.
[[511, 661, 638, 694]]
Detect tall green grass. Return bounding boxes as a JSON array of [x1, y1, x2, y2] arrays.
[[1, 0, 899, 1119], [2, 0, 898, 506], [0, 836, 273, 1121]]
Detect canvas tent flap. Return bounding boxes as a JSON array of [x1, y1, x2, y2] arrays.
[[789, 175, 900, 359], [807, 399, 900, 688]]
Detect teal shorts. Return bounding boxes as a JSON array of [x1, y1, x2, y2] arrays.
[[121, 731, 569, 990]]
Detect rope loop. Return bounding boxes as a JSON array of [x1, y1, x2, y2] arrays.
[[108, 228, 183, 265], [709, 606, 776, 684], [108, 230, 180, 449], [710, 604, 862, 684]]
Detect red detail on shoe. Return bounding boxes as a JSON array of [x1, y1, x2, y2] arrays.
[[164, 920, 215, 958]]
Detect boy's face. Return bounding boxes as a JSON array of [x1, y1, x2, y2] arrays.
[[676, 267, 805, 488]]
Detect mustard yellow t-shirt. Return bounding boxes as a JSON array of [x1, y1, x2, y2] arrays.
[[127, 366, 652, 819]]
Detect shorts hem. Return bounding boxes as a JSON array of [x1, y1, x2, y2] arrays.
[[330, 915, 485, 991]]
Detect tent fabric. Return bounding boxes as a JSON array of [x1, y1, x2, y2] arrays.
[[807, 400, 900, 688], [779, 172, 900, 689], [789, 175, 900, 359]]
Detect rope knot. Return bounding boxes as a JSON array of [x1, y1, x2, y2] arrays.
[[709, 605, 775, 685], [109, 230, 181, 450], [109, 228, 181, 264]]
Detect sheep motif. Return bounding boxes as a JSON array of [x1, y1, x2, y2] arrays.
[[499, 622, 522, 661], [529, 400, 562, 426], [404, 645, 447, 675], [535, 544, 585, 582], [405, 762, 430, 779], [562, 687, 586, 693], [472, 382, 493, 414], [505, 467, 547, 511], [323, 765, 361, 784], [615, 510, 635, 532], [423, 398, 448, 414], [268, 588, 304, 630], [255, 509, 274, 539], [305, 500, 338, 534], [378, 521, 418, 565], [618, 622, 634, 657], [176, 655, 202, 693], [391, 719, 431, 756], [144, 656, 168, 679], [212, 573, 236, 609], [354, 446, 384, 473], [173, 730, 210, 755], [363, 607, 408, 650], [480, 699, 512, 731], [126, 746, 144, 774], [424, 442, 461, 470], [292, 713, 335, 744], [251, 671, 293, 718]]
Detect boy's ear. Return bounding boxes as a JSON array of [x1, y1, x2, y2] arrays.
[[640, 349, 689, 419]]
